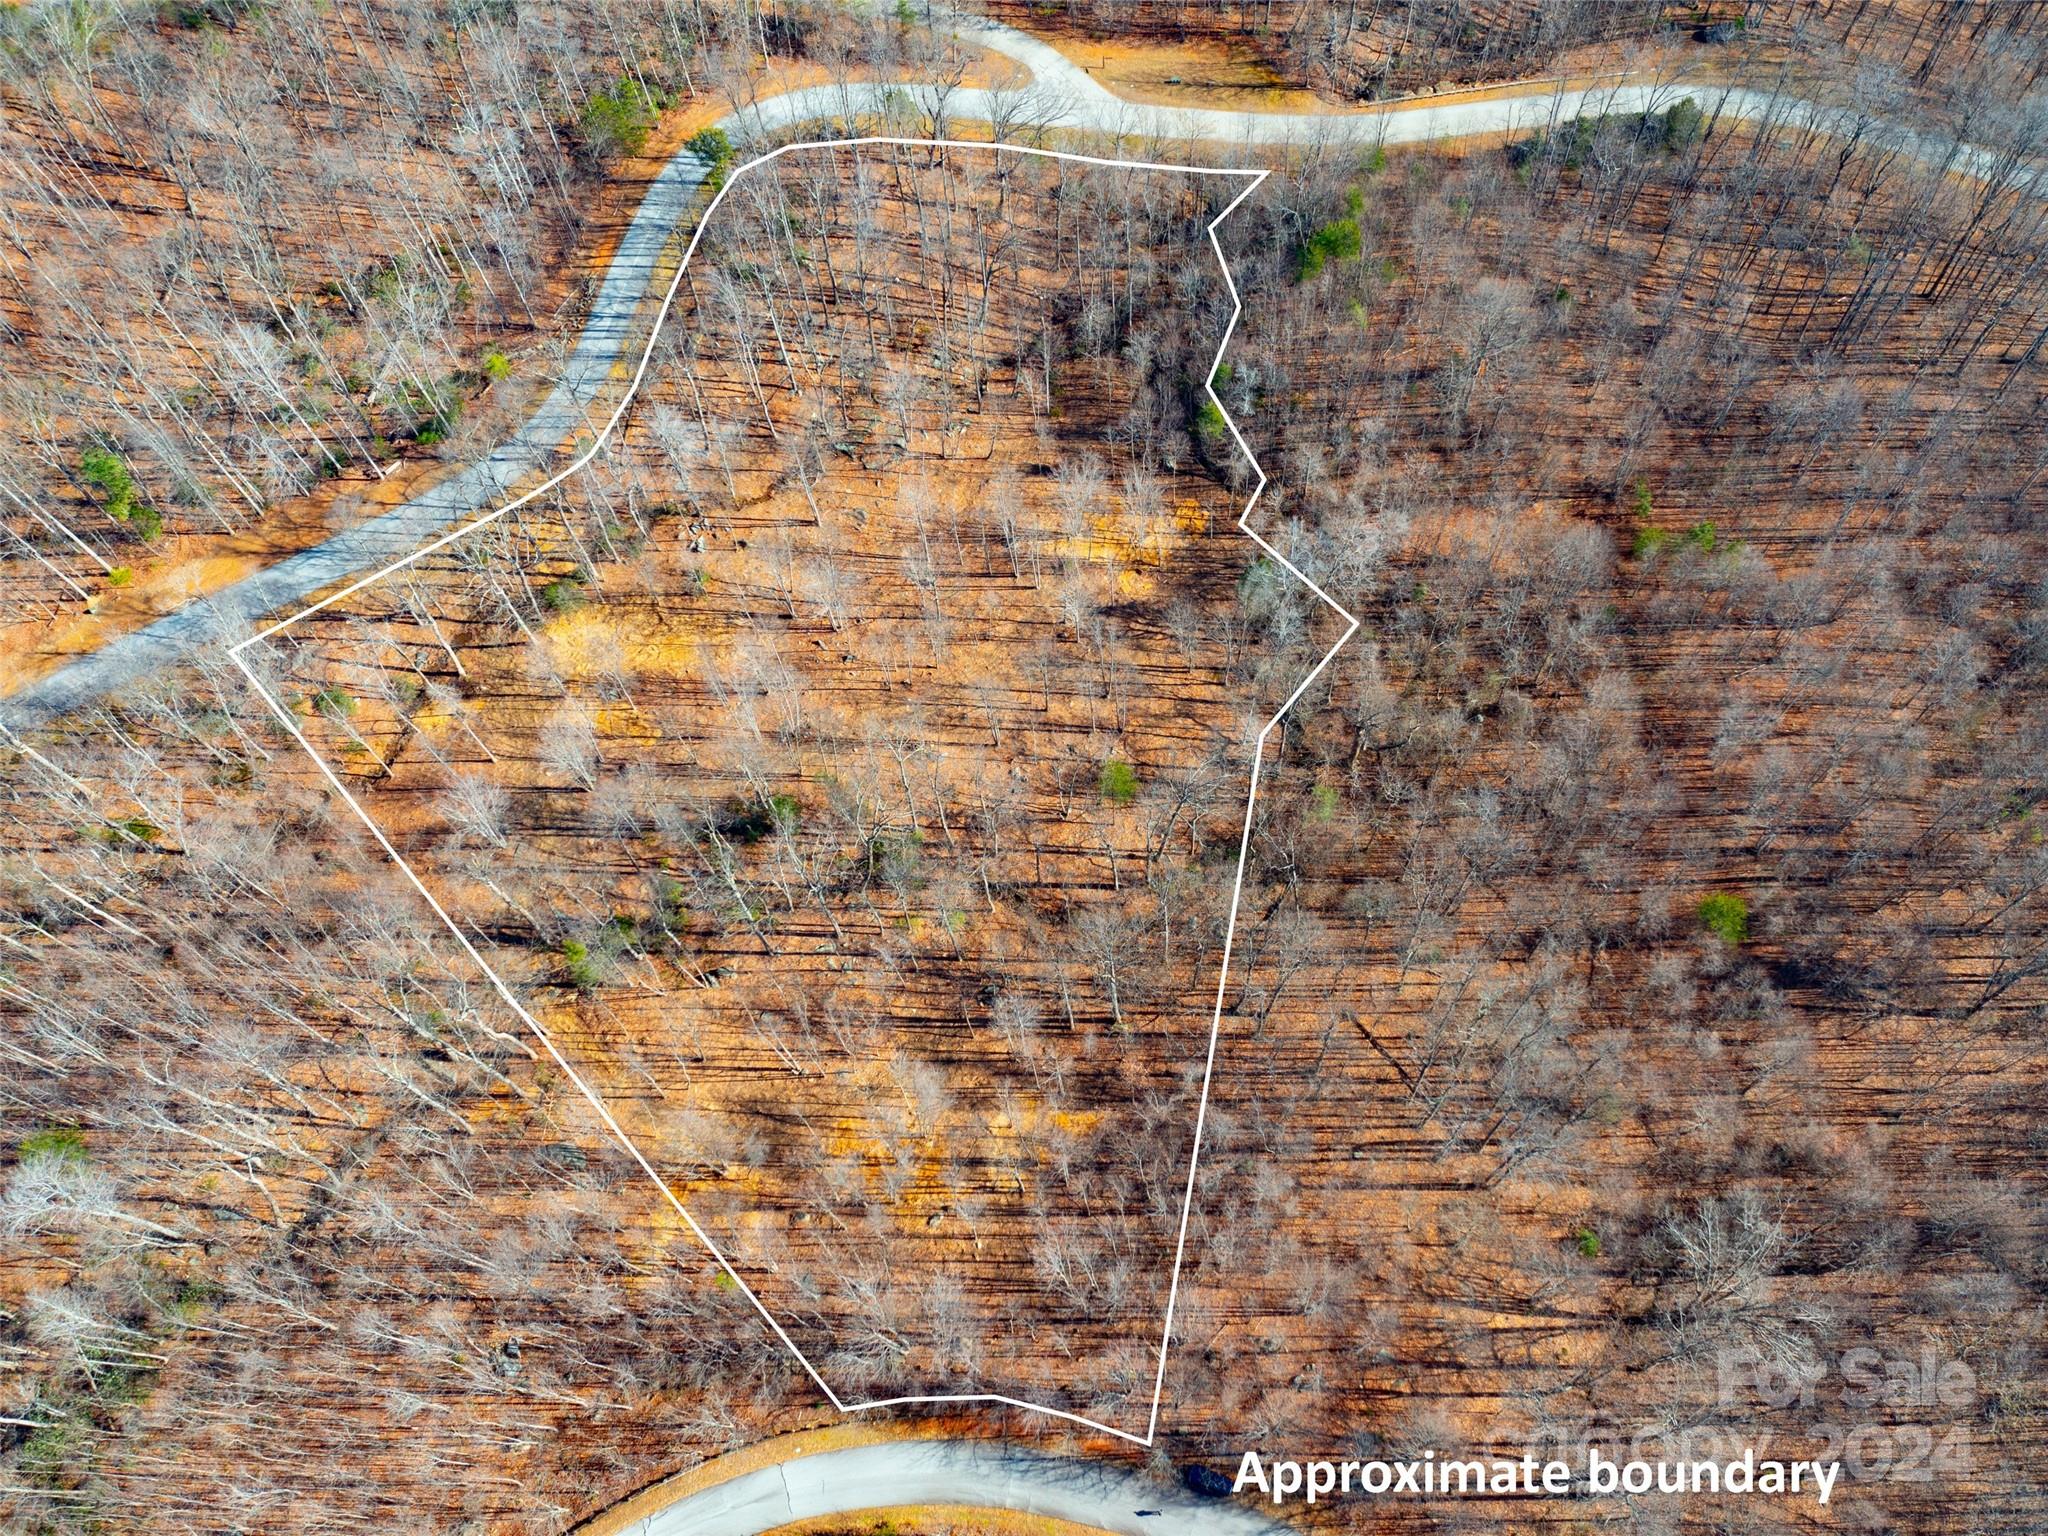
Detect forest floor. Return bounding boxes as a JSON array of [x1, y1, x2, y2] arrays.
[[0, 30, 1730, 713], [0, 41, 1028, 700], [251, 141, 1289, 1432], [8, 6, 2048, 1534], [7, 2, 1892, 716]]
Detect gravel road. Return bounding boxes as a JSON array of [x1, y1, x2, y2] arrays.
[[0, 17, 2007, 727], [613, 1440, 1284, 1536]]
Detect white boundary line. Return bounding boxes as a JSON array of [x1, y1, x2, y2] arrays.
[[227, 136, 1358, 1449]]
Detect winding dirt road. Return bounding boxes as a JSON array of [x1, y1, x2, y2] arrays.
[[600, 1439, 1282, 1536], [0, 15, 2007, 728]]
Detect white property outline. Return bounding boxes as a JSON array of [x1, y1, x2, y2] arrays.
[[226, 136, 1359, 1450]]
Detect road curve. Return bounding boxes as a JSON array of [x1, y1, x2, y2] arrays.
[[606, 1440, 1284, 1536], [0, 14, 2017, 727]]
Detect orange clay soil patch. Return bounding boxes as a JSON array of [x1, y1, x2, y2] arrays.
[[0, 37, 1025, 698], [664, 45, 1028, 141], [1036, 32, 1329, 113], [1041, 29, 1729, 117], [769, 1510, 1114, 1536]]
